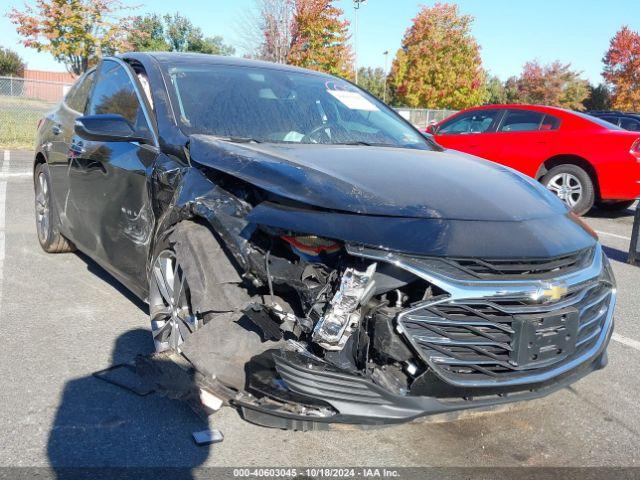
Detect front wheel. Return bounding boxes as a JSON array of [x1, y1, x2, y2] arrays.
[[149, 248, 202, 352], [542, 164, 595, 216]]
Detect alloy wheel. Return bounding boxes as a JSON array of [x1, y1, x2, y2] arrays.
[[35, 172, 50, 244], [149, 249, 199, 352], [546, 172, 583, 209]]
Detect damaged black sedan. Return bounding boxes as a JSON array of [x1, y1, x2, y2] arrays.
[[34, 53, 616, 429]]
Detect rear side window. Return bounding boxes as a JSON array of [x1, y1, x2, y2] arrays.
[[499, 110, 544, 132], [65, 70, 95, 113], [86, 61, 147, 130], [541, 114, 561, 130], [438, 110, 501, 134]]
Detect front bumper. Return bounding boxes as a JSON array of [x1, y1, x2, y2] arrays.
[[237, 244, 615, 430], [238, 341, 610, 430]]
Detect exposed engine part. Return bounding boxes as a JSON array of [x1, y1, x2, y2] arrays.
[[312, 263, 377, 351]]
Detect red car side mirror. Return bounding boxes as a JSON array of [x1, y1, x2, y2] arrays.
[[425, 124, 436, 134]]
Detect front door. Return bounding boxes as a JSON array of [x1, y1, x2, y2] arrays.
[[434, 109, 504, 160], [65, 59, 158, 291]]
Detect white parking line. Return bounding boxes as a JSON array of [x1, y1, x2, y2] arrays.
[[0, 172, 31, 179], [596, 230, 632, 241], [612, 333, 640, 352], [0, 150, 7, 290]]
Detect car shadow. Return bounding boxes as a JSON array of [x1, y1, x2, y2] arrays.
[[602, 245, 630, 263], [47, 328, 209, 477], [74, 251, 149, 314], [586, 205, 637, 219]]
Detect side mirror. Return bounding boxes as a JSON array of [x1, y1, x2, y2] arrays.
[[425, 124, 437, 134], [74, 114, 152, 144]]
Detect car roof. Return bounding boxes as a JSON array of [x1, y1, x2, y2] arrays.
[[462, 104, 570, 115], [123, 51, 335, 78]]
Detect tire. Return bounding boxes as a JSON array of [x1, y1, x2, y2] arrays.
[[541, 164, 595, 216], [34, 162, 76, 253], [148, 236, 203, 353], [596, 199, 636, 211], [148, 221, 251, 353]]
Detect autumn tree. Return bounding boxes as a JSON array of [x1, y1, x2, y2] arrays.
[[603, 26, 640, 111], [389, 3, 485, 109], [357, 67, 386, 99], [8, 0, 133, 75], [288, 0, 353, 78], [0, 47, 25, 77], [128, 13, 235, 55], [515, 60, 589, 110]]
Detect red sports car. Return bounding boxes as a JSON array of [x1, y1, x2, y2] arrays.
[[427, 104, 640, 214]]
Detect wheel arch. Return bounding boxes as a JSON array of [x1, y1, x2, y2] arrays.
[[33, 152, 47, 177], [536, 155, 601, 200]]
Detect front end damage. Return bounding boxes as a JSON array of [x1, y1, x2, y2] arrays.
[[156, 176, 614, 430]]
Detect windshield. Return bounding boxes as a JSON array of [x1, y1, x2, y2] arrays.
[[163, 64, 430, 149]]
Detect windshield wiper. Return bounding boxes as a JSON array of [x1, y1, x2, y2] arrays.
[[215, 136, 262, 144], [333, 141, 395, 147]]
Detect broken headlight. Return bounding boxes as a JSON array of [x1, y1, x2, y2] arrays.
[[312, 263, 377, 350]]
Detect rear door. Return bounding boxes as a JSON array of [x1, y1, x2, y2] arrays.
[[490, 109, 558, 177], [46, 70, 95, 228], [65, 59, 158, 291], [434, 109, 504, 160]]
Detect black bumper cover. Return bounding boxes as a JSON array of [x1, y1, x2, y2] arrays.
[[238, 334, 611, 430]]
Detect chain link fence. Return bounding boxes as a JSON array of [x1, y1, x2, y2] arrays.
[[0, 76, 72, 148], [395, 108, 458, 130]]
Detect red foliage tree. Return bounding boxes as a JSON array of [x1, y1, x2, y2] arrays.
[[603, 26, 640, 111]]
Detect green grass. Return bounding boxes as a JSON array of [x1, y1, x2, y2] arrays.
[[0, 96, 54, 150]]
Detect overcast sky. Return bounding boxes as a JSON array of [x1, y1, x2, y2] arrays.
[[1, 0, 638, 84]]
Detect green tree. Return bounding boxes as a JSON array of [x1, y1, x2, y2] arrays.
[[583, 83, 612, 111], [129, 14, 170, 51], [516, 60, 589, 110], [127, 13, 235, 55], [288, 0, 353, 78], [389, 3, 485, 109], [8, 0, 134, 75], [357, 67, 387, 99], [0, 47, 26, 77], [484, 75, 507, 104]]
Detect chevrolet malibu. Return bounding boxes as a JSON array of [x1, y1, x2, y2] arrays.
[[33, 53, 615, 429]]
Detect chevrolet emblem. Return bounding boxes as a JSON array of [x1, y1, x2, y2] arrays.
[[537, 283, 569, 302]]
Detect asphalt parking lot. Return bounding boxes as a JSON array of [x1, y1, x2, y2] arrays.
[[0, 149, 639, 470]]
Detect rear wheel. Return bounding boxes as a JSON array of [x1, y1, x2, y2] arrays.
[[542, 164, 595, 215], [34, 162, 75, 253], [596, 199, 636, 211]]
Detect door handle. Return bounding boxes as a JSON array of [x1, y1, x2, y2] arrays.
[[51, 125, 62, 136]]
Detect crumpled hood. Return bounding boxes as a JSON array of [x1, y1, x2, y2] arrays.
[[189, 135, 566, 222]]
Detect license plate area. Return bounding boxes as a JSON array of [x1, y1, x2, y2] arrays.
[[511, 308, 579, 368]]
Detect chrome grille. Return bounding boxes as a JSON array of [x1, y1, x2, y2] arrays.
[[400, 280, 613, 385], [443, 247, 593, 279]]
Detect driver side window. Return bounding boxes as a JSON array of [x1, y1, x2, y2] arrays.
[[439, 110, 500, 134], [86, 61, 149, 134]]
